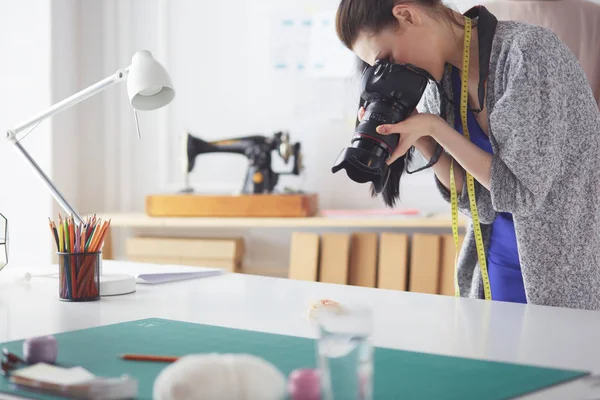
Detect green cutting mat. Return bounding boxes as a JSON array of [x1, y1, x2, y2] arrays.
[[0, 318, 587, 399]]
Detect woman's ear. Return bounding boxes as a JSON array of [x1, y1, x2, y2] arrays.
[[392, 4, 422, 27]]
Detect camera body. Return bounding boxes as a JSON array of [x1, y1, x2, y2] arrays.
[[331, 60, 430, 193]]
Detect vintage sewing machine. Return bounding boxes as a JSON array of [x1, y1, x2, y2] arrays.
[[144, 131, 318, 217], [181, 130, 303, 194]]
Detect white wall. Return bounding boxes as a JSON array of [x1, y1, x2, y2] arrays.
[[73, 0, 450, 213], [0, 0, 54, 268], [5, 0, 598, 270], [17, 0, 600, 270], [51, 0, 80, 237], [0, 0, 103, 268], [126, 0, 447, 212], [3, 0, 598, 272], [71, 0, 455, 271]]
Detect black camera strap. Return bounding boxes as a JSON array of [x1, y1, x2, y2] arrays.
[[437, 6, 498, 113], [465, 5, 498, 113], [405, 142, 443, 174], [407, 6, 497, 174]]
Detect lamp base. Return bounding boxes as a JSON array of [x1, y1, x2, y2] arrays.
[[100, 273, 136, 296], [43, 272, 137, 296]]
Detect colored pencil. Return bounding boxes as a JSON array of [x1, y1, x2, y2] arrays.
[[48, 218, 59, 251], [120, 354, 179, 363]]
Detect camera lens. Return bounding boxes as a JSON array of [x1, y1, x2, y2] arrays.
[[332, 61, 430, 195], [331, 96, 405, 193], [331, 146, 390, 193]]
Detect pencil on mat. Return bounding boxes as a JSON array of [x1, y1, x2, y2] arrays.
[[120, 354, 179, 363]]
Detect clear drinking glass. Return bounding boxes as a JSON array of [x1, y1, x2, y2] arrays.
[[315, 304, 373, 400]]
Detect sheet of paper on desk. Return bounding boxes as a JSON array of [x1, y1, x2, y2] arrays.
[[12, 363, 95, 386], [136, 270, 224, 285]]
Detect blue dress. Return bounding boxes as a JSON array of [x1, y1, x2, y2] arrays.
[[451, 68, 527, 304]]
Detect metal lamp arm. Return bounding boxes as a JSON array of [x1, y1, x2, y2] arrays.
[[6, 67, 129, 140], [4, 67, 131, 225]]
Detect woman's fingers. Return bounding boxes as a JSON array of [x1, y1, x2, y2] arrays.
[[377, 109, 419, 134], [357, 107, 365, 122], [386, 135, 414, 165], [387, 145, 404, 165], [377, 120, 407, 135]]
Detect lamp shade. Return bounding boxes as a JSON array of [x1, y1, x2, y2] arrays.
[[127, 50, 175, 111]]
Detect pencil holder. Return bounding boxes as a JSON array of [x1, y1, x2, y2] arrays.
[[58, 252, 101, 302]]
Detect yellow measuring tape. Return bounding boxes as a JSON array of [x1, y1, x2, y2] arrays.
[[450, 16, 492, 301]]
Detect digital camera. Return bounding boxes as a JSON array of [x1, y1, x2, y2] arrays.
[[331, 59, 432, 194]]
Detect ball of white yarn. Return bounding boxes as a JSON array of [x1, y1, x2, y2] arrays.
[[306, 299, 343, 320], [153, 353, 287, 400]]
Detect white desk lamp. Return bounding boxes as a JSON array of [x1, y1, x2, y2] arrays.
[[4, 50, 175, 296]]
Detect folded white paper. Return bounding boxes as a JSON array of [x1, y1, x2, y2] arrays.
[[135, 270, 224, 284]]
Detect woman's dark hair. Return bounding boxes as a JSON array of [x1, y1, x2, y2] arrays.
[[336, 0, 457, 51], [336, 0, 459, 208]]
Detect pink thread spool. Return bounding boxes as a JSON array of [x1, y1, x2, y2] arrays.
[[288, 368, 320, 400]]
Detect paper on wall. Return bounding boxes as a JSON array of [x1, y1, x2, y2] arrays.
[[269, 9, 356, 78], [269, 11, 312, 73], [307, 10, 356, 78]]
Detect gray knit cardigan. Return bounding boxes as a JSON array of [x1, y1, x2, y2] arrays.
[[418, 19, 600, 309]]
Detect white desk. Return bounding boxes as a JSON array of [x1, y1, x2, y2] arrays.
[[1, 261, 599, 399]]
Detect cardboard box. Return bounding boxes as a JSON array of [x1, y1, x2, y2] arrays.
[[126, 236, 244, 261], [439, 234, 465, 296], [318, 233, 350, 284], [288, 232, 320, 281], [145, 193, 318, 217], [377, 233, 409, 291], [408, 234, 441, 294], [348, 233, 378, 288]]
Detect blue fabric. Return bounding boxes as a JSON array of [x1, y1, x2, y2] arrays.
[[451, 68, 527, 304]]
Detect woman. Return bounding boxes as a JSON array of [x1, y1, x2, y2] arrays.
[[336, 0, 600, 309]]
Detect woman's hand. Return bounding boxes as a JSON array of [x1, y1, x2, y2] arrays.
[[357, 106, 468, 195], [357, 108, 441, 164], [373, 108, 492, 190], [375, 113, 446, 164], [377, 109, 493, 190]]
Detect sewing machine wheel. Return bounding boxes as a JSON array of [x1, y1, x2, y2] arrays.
[[278, 132, 292, 163], [290, 142, 304, 175]]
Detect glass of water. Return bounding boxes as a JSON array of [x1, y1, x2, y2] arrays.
[[315, 304, 373, 400]]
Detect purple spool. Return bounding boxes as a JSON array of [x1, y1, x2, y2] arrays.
[[23, 336, 58, 364]]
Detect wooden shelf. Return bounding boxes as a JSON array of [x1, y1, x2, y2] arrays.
[[91, 212, 467, 229]]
